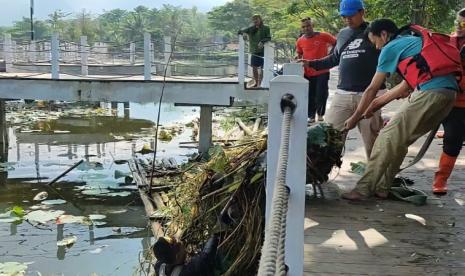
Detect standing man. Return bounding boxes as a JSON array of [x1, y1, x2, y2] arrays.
[[432, 8, 465, 195], [302, 0, 384, 158], [238, 14, 271, 88], [296, 17, 336, 122]]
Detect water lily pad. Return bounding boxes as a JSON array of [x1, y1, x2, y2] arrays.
[[0, 211, 22, 223], [25, 210, 65, 224], [0, 261, 32, 275], [57, 235, 77, 246], [42, 199, 67, 205]]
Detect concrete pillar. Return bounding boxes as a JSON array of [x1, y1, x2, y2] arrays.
[[80, 36, 88, 76], [11, 41, 16, 62], [283, 63, 304, 76], [198, 105, 212, 155], [261, 42, 275, 88], [0, 101, 8, 162], [123, 102, 130, 119], [130, 42, 135, 65], [144, 33, 151, 80], [164, 36, 172, 77], [150, 42, 156, 75], [4, 34, 12, 72], [238, 35, 245, 85], [51, 33, 60, 79], [266, 71, 308, 276], [28, 40, 36, 63]]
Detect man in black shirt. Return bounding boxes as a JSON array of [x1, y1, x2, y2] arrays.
[[302, 0, 384, 158]]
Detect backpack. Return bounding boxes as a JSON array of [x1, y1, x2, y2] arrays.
[[397, 24, 462, 89]]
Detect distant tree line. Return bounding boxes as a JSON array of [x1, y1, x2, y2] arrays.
[[0, 1, 462, 55]]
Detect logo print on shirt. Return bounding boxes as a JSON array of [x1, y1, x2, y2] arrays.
[[347, 39, 363, 50]]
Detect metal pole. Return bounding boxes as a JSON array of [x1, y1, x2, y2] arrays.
[[30, 0, 34, 40]]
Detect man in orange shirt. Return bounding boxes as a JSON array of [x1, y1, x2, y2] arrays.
[[432, 8, 465, 195], [296, 17, 336, 122]]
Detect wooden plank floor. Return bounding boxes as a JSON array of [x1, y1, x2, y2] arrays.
[[304, 68, 465, 275]]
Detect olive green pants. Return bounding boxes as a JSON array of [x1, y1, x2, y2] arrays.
[[354, 89, 456, 196]]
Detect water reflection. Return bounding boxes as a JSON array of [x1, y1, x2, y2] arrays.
[[0, 102, 199, 275]]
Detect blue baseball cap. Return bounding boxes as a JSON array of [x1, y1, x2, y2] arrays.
[[340, 0, 365, 17]]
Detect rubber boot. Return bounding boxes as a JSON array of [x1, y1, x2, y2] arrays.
[[432, 153, 457, 195]]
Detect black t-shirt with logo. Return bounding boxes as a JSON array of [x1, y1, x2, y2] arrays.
[[310, 22, 385, 92]]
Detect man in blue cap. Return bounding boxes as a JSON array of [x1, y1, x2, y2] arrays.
[[302, 0, 384, 159]]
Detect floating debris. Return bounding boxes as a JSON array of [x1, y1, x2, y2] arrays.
[[405, 214, 426, 226], [57, 235, 77, 247], [89, 214, 106, 220], [136, 144, 154, 154], [42, 199, 67, 205], [33, 191, 48, 201]]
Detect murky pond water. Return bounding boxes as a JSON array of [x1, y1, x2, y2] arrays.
[[0, 102, 198, 275]]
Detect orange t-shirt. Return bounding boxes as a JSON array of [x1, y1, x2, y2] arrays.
[[296, 32, 336, 77]]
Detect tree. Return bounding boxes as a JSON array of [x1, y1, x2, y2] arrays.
[[47, 10, 71, 37], [208, 0, 254, 36]]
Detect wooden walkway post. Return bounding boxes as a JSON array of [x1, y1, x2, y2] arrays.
[[266, 63, 307, 276]]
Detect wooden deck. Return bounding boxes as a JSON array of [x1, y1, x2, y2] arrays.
[[304, 132, 465, 275]]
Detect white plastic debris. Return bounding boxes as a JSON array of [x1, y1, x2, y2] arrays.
[[57, 235, 77, 246], [33, 191, 48, 201]]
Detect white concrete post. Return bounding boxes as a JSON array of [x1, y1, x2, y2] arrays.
[[164, 36, 172, 77], [4, 34, 12, 73], [144, 33, 151, 80], [199, 105, 212, 154], [51, 33, 60, 79], [28, 40, 36, 63], [80, 36, 88, 76], [150, 42, 156, 75], [261, 42, 275, 88], [130, 42, 135, 65], [283, 63, 304, 76], [266, 71, 308, 276], [11, 41, 17, 62], [238, 35, 245, 85]]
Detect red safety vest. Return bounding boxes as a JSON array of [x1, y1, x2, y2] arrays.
[[397, 24, 462, 89], [451, 33, 465, 107]]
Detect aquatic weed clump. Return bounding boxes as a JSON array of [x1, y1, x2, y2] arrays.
[[306, 123, 344, 185], [160, 139, 267, 275]]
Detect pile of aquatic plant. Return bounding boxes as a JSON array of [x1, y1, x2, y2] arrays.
[[158, 138, 267, 275], [306, 123, 344, 184]]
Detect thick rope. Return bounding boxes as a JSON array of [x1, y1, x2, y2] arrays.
[[257, 105, 293, 275]]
